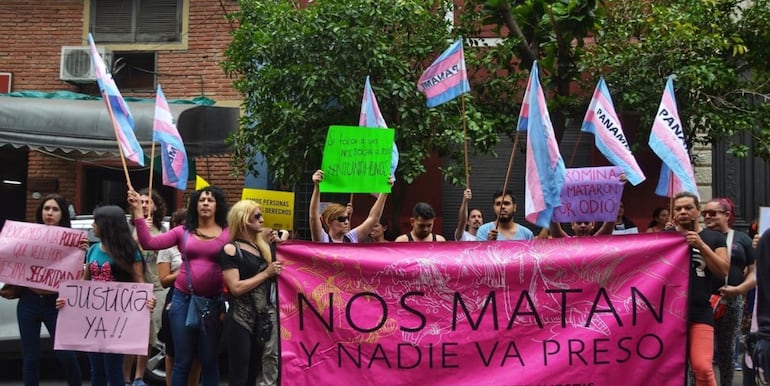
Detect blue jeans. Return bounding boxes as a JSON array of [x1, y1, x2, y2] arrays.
[[17, 288, 82, 386], [87, 352, 124, 386], [169, 290, 221, 386]]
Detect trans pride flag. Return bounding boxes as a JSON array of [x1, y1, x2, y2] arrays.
[[417, 38, 470, 108], [517, 62, 566, 228], [88, 33, 144, 166], [153, 84, 189, 191], [359, 76, 398, 178], [581, 77, 646, 185], [648, 76, 698, 198]]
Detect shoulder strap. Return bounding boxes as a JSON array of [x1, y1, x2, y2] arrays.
[[182, 230, 194, 295], [406, 232, 414, 242], [725, 229, 735, 285], [432, 233, 437, 241]]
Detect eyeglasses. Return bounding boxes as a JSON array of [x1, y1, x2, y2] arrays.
[[254, 212, 263, 220], [701, 210, 725, 218], [336, 216, 349, 223]]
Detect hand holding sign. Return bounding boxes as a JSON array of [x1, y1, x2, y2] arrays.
[[54, 280, 153, 355]]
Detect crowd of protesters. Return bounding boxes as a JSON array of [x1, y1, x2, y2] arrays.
[[0, 168, 765, 386]]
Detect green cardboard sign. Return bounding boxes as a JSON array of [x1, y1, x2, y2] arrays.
[[320, 125, 394, 193]]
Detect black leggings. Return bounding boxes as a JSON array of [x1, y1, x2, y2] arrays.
[[224, 314, 263, 386]]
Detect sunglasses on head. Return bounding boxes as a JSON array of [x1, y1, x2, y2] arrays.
[[254, 212, 263, 220], [336, 216, 349, 223], [701, 210, 724, 217]]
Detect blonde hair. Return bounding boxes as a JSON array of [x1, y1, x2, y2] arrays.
[[321, 203, 347, 227], [227, 200, 271, 264]]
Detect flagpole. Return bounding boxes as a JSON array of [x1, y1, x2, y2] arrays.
[[568, 130, 583, 168], [496, 132, 521, 228], [101, 90, 134, 190], [148, 140, 156, 218], [668, 170, 675, 220], [461, 94, 470, 189]]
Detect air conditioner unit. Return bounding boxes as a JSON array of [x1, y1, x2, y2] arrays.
[[59, 46, 113, 83]]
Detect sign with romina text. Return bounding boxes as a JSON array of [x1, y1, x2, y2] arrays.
[[241, 188, 296, 231], [54, 280, 153, 355], [0, 221, 86, 291], [277, 234, 690, 385], [552, 166, 625, 223], [320, 125, 394, 193]]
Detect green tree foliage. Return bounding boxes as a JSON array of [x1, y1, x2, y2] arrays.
[[581, 0, 770, 158], [223, 0, 499, 187], [454, 0, 604, 142]]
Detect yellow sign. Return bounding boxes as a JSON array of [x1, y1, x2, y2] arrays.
[[195, 175, 210, 190], [241, 188, 295, 231]]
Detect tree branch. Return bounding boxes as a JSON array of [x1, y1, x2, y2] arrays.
[[498, 4, 537, 62]]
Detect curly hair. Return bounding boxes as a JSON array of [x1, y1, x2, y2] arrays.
[[35, 194, 72, 228], [185, 186, 228, 231]]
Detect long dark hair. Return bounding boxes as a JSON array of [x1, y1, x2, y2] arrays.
[[185, 186, 228, 230], [138, 188, 167, 230], [94, 205, 141, 281], [35, 194, 72, 228]]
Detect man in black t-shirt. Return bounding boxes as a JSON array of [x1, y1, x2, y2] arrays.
[[672, 191, 729, 386]]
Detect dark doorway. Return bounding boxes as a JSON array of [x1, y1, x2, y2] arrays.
[[0, 146, 28, 229], [81, 165, 177, 217]]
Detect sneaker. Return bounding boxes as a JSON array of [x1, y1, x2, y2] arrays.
[[131, 380, 148, 386], [735, 362, 743, 371]]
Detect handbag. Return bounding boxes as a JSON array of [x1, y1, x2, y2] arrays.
[[711, 230, 735, 321], [181, 231, 222, 329], [710, 294, 728, 320]]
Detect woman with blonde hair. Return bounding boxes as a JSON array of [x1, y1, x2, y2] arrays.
[[309, 169, 390, 243], [219, 200, 281, 386]]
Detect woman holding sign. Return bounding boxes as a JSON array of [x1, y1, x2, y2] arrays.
[[0, 194, 83, 386], [128, 186, 229, 386], [81, 205, 147, 386], [309, 169, 390, 243]]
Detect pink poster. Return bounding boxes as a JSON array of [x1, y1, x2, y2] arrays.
[[54, 280, 153, 355], [277, 233, 690, 385], [0, 220, 86, 291]]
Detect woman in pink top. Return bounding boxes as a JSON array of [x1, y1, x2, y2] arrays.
[[128, 186, 229, 386]]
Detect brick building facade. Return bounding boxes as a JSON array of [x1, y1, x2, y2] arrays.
[[1, 0, 245, 223]]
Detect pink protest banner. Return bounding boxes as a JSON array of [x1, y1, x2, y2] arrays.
[[54, 280, 152, 355], [0, 220, 86, 291], [277, 233, 690, 386], [552, 166, 625, 223]]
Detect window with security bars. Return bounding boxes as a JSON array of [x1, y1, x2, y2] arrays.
[[90, 0, 182, 43]]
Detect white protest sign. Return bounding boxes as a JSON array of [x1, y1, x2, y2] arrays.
[[54, 280, 152, 355]]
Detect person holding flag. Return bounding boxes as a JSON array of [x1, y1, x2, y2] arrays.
[[417, 38, 473, 187]]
